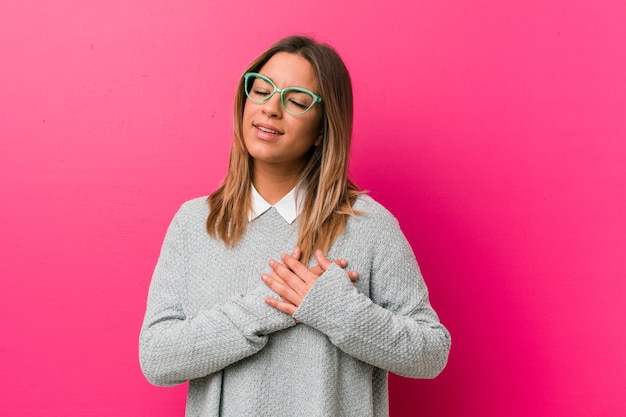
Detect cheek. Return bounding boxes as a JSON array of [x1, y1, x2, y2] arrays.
[[242, 101, 253, 122], [300, 111, 323, 136]]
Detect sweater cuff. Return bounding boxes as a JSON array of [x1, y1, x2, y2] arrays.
[[292, 263, 359, 336], [226, 288, 297, 336]]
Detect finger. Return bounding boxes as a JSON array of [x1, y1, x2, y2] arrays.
[[311, 259, 345, 277], [314, 250, 333, 272], [264, 296, 297, 316], [268, 269, 288, 286], [280, 254, 317, 286], [309, 265, 323, 276], [347, 270, 359, 281], [291, 246, 302, 260], [269, 259, 309, 296], [261, 272, 303, 304], [333, 258, 348, 268]]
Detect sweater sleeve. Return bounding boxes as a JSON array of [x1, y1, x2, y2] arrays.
[[292, 212, 450, 379], [139, 209, 296, 387]]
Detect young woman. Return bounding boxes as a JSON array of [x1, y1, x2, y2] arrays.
[[140, 35, 450, 417]]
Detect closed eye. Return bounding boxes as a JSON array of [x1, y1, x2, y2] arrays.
[[288, 98, 308, 109], [252, 89, 271, 97]]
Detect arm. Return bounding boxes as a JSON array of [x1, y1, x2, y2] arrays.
[[265, 213, 450, 378], [139, 209, 296, 386], [294, 265, 449, 378]]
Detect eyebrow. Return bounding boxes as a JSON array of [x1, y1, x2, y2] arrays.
[[259, 73, 318, 92]]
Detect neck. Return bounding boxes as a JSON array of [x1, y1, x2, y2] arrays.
[[251, 163, 302, 205]]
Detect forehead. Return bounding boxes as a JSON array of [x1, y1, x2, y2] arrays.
[[258, 52, 318, 91]]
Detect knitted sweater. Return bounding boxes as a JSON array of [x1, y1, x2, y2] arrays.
[[139, 195, 450, 417]]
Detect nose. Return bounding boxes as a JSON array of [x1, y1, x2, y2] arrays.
[[261, 92, 283, 118]]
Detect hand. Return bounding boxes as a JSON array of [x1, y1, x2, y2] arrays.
[[291, 246, 359, 282], [261, 247, 358, 316]]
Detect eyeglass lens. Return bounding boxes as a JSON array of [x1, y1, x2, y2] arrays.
[[245, 74, 316, 115]]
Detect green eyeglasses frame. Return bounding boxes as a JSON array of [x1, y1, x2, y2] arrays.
[[243, 72, 323, 115]]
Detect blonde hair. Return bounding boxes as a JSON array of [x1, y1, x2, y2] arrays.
[[207, 35, 362, 262]]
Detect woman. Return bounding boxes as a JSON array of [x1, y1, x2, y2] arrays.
[[140, 35, 450, 417]]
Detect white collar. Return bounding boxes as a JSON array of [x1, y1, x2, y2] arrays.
[[249, 184, 304, 224]]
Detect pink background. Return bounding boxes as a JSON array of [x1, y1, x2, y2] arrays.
[[1, 1, 625, 416]]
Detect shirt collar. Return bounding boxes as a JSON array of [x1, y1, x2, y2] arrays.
[[249, 184, 305, 224]]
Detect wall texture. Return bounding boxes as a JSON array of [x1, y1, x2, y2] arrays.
[[1, 1, 625, 416]]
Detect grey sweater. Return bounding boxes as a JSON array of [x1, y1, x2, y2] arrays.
[[139, 195, 450, 417]]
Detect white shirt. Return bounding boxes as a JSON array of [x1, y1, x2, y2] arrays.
[[249, 184, 305, 224]]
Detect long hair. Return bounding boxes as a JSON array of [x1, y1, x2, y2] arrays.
[[206, 35, 362, 263]]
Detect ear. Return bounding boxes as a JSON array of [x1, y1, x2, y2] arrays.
[[314, 132, 323, 147]]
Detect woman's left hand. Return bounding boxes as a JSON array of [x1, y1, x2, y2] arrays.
[[262, 249, 333, 315]]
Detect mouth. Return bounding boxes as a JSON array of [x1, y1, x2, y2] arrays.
[[254, 124, 283, 136]]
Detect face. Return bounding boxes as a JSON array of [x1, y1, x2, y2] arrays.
[[242, 52, 323, 176]]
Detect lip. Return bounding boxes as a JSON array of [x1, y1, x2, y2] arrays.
[[253, 122, 283, 140]]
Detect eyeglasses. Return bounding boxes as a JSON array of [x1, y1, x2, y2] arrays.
[[243, 72, 322, 115]]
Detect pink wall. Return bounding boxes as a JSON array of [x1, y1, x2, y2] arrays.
[[1, 1, 625, 416]]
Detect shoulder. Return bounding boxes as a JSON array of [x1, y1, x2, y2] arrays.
[[344, 194, 402, 240], [352, 194, 399, 226], [168, 196, 210, 229], [177, 196, 210, 216], [337, 195, 415, 264]]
